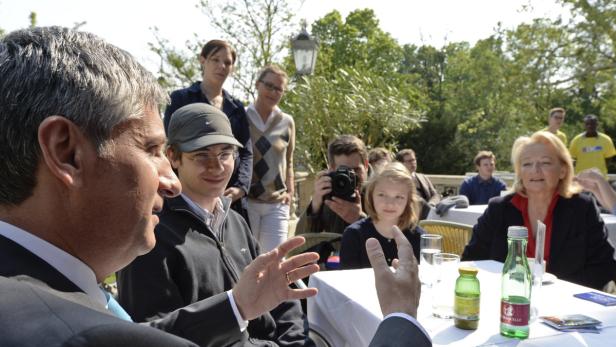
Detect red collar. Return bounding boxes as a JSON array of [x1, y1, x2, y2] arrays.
[[511, 192, 560, 261]]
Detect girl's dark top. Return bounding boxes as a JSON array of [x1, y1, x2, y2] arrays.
[[340, 217, 424, 269]]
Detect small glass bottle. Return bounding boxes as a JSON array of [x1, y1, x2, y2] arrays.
[[454, 266, 480, 330], [500, 226, 532, 339]]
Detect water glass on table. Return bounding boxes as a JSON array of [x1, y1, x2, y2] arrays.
[[431, 252, 461, 318], [420, 234, 442, 287]]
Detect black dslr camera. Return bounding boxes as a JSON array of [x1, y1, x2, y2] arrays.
[[325, 165, 358, 202]]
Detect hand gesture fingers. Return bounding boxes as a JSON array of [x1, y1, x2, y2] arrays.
[[232, 237, 319, 320], [366, 226, 420, 317]]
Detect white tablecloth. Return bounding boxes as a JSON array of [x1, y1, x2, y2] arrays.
[[308, 260, 616, 347], [427, 205, 616, 246]]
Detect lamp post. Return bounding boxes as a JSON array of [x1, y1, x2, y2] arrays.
[[288, 20, 317, 225], [290, 20, 318, 76]]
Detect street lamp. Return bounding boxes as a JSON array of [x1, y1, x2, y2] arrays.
[[291, 20, 318, 76]]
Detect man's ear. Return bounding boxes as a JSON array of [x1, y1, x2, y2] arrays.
[[38, 116, 88, 188], [166, 147, 180, 169]]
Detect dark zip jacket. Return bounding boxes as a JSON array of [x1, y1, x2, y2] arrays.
[[118, 195, 312, 347]]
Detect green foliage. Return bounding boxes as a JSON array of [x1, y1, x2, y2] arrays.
[[28, 12, 37, 28], [282, 67, 425, 172], [309, 9, 403, 77], [198, 0, 300, 99], [145, 0, 616, 174], [398, 1, 616, 174], [148, 27, 202, 90], [279, 9, 425, 172]]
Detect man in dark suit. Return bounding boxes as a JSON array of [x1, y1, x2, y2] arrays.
[[397, 149, 441, 219], [0, 26, 431, 347], [0, 26, 320, 347]]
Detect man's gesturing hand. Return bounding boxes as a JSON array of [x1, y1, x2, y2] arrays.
[[232, 236, 320, 321], [366, 226, 421, 318]]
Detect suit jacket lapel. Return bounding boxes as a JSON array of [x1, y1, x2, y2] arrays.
[[0, 234, 113, 316], [0, 234, 82, 293], [415, 174, 429, 200]]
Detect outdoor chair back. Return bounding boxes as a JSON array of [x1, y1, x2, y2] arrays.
[[418, 220, 473, 256]]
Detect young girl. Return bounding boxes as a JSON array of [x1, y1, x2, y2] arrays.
[[340, 162, 423, 269]]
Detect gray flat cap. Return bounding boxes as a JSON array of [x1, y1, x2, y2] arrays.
[[167, 103, 243, 152]]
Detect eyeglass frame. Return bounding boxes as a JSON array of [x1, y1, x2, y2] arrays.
[[258, 79, 285, 93], [186, 149, 238, 165]]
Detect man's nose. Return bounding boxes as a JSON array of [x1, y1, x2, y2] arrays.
[[159, 159, 181, 198]]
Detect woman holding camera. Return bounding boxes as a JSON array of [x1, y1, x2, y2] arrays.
[[164, 39, 252, 217], [245, 65, 295, 252]]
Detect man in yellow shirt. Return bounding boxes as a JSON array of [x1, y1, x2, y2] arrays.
[[569, 114, 616, 176], [542, 107, 568, 145]]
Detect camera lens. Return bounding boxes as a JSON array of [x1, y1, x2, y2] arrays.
[[332, 175, 353, 196]]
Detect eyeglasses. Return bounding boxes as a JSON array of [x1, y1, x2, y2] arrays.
[[188, 150, 238, 165], [259, 80, 285, 93]]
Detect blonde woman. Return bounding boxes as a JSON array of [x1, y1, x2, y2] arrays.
[[462, 131, 616, 290], [245, 65, 295, 252], [340, 162, 424, 269]]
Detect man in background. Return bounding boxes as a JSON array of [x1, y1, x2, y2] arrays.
[[396, 148, 441, 219], [368, 147, 393, 175], [296, 135, 369, 235], [459, 151, 507, 205], [543, 107, 568, 145], [569, 114, 616, 176]]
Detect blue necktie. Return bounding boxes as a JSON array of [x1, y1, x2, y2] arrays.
[[101, 289, 133, 321]]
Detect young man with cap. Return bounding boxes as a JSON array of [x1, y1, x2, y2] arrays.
[[118, 103, 313, 346]]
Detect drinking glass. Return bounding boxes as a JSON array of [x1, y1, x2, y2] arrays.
[[420, 234, 442, 287], [431, 252, 460, 318]]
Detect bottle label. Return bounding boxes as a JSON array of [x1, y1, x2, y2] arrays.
[[501, 300, 529, 326], [454, 295, 480, 320]]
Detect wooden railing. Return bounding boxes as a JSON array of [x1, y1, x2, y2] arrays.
[[293, 172, 516, 209]]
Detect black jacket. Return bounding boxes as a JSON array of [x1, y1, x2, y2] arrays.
[[462, 193, 616, 289], [118, 195, 311, 347]]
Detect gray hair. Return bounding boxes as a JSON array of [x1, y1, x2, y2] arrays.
[[0, 26, 168, 205]]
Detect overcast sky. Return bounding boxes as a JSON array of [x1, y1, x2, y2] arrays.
[[0, 0, 570, 74]]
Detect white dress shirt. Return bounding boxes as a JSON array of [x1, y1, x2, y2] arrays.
[[0, 220, 106, 307]]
